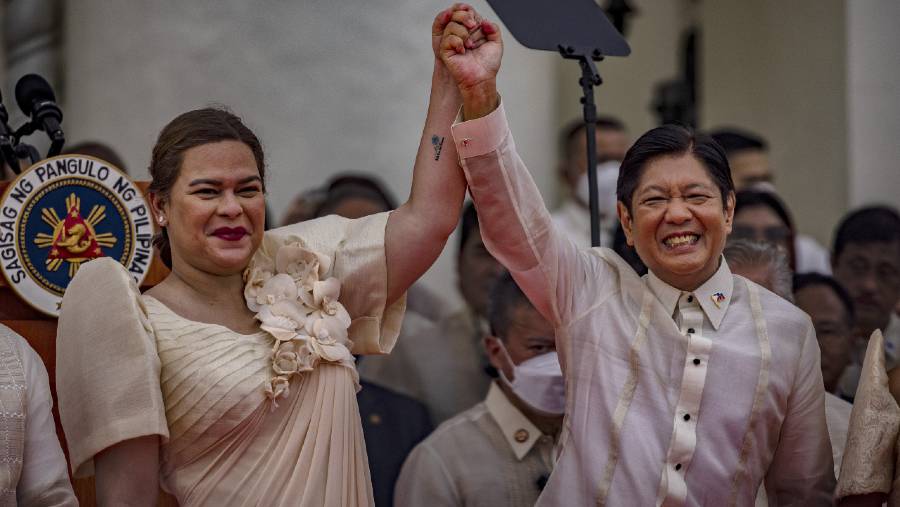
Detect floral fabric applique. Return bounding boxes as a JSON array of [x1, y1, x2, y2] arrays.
[[244, 241, 355, 407]]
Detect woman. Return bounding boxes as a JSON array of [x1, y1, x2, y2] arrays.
[[55, 8, 476, 505], [731, 189, 797, 270], [435, 7, 834, 505]]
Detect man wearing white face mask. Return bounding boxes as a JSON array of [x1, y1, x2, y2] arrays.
[[395, 273, 562, 507], [552, 117, 630, 249]]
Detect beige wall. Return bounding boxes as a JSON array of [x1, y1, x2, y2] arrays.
[[700, 0, 847, 245]]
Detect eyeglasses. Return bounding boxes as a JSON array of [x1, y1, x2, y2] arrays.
[[731, 224, 791, 244]]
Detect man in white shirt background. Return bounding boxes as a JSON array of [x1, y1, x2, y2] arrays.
[[832, 206, 900, 401], [551, 117, 630, 249], [395, 272, 561, 507]]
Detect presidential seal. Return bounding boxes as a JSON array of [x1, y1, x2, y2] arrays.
[[0, 155, 153, 316]]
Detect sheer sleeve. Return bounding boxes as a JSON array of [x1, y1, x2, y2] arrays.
[[56, 257, 169, 478], [835, 329, 900, 500], [256, 212, 406, 355]]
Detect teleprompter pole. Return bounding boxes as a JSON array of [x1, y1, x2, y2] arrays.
[[560, 46, 604, 247]]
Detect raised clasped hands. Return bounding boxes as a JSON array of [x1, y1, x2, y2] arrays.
[[432, 3, 503, 119]]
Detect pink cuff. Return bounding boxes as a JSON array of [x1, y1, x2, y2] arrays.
[[450, 100, 509, 159]]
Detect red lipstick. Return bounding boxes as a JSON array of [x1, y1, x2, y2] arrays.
[[212, 227, 248, 241]]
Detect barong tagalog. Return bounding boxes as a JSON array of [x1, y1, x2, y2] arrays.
[[0, 155, 152, 316]]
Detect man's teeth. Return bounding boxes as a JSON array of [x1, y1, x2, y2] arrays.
[[665, 234, 699, 247]]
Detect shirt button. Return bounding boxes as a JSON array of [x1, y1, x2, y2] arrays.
[[368, 413, 382, 425], [693, 358, 701, 366], [675, 463, 682, 471], [687, 295, 694, 303], [514, 429, 529, 443], [461, 138, 472, 147], [683, 413, 691, 422], [687, 328, 696, 334]]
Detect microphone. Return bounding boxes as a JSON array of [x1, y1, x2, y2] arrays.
[[0, 90, 21, 175], [15, 73, 65, 156]]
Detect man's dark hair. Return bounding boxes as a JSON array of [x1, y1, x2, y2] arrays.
[[488, 271, 531, 341], [734, 190, 794, 231], [459, 201, 479, 256], [708, 128, 768, 155], [616, 124, 734, 212], [560, 115, 626, 159], [793, 272, 856, 326], [313, 173, 397, 218], [832, 206, 900, 260]]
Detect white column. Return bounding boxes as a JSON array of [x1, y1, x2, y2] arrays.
[[846, 0, 900, 208]]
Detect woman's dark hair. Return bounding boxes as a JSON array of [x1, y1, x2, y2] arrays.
[[149, 107, 266, 268], [616, 124, 734, 212], [733, 189, 797, 270]]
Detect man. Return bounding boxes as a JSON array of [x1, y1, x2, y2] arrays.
[[437, 8, 833, 504], [0, 324, 76, 505], [832, 206, 900, 400], [357, 377, 432, 507], [724, 241, 852, 480], [709, 129, 771, 190], [358, 203, 505, 423], [793, 273, 856, 396], [395, 273, 561, 507], [552, 118, 630, 248], [711, 128, 831, 275]]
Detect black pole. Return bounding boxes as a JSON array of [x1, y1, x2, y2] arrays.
[[561, 45, 604, 247]]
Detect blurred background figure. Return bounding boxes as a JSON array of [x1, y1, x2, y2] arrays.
[[731, 190, 797, 271], [395, 272, 560, 507], [724, 241, 850, 481], [723, 239, 793, 301], [310, 173, 445, 322], [709, 128, 771, 190], [792, 273, 855, 479], [832, 206, 900, 401], [551, 117, 630, 248], [793, 273, 855, 395], [280, 188, 326, 226], [356, 366, 432, 507], [359, 203, 504, 424], [63, 140, 129, 173], [718, 136, 831, 275]]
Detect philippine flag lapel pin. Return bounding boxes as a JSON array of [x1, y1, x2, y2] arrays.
[[711, 292, 726, 308]]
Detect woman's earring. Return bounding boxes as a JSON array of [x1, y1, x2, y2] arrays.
[[158, 216, 166, 226]]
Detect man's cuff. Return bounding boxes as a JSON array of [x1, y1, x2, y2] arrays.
[[450, 99, 508, 159]]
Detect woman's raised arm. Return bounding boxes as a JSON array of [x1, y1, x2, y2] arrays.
[[384, 6, 477, 305]]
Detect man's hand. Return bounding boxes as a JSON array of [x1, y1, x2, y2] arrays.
[[437, 4, 503, 119]]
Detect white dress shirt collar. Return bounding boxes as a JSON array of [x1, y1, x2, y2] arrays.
[[485, 382, 544, 461], [645, 257, 734, 330]]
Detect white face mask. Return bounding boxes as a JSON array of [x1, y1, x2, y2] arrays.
[[498, 344, 566, 416], [575, 160, 621, 224]]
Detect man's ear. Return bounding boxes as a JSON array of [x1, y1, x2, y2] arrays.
[[483, 335, 504, 373], [617, 201, 634, 246], [724, 191, 736, 234]]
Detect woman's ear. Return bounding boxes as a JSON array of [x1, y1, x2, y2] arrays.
[[617, 201, 634, 246], [149, 192, 167, 227]]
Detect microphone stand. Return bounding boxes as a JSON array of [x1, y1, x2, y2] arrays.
[[0, 104, 20, 176], [559, 46, 604, 247]]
